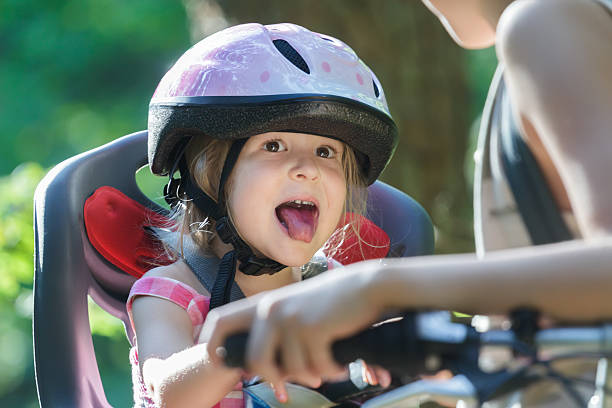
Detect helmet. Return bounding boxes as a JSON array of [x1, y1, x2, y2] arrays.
[[148, 22, 397, 185]]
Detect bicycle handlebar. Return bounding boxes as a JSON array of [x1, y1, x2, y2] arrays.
[[222, 312, 612, 405], [223, 312, 474, 375]]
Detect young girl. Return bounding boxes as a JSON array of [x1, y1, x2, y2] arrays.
[[127, 23, 397, 407]]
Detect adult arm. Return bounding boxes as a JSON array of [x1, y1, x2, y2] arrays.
[[202, 237, 612, 396]]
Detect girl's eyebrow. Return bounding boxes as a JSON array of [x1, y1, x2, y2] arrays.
[[327, 140, 344, 151], [324, 142, 341, 152]]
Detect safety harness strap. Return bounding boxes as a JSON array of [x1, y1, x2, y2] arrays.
[[210, 251, 238, 309]]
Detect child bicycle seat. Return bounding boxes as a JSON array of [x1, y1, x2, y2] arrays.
[[33, 130, 434, 407]]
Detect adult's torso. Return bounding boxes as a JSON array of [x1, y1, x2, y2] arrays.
[[473, 66, 579, 256]]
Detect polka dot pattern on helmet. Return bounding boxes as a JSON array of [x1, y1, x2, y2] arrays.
[[151, 23, 391, 115]]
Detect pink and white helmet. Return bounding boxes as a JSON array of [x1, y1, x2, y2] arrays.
[[148, 23, 397, 185]]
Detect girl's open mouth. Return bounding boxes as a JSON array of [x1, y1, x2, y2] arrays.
[[275, 199, 319, 243]]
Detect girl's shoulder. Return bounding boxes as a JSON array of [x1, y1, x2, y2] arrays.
[[144, 260, 210, 297], [128, 261, 212, 339]]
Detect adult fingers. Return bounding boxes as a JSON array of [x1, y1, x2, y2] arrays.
[[372, 365, 392, 388], [245, 301, 284, 387], [305, 337, 345, 381], [279, 327, 323, 388], [270, 381, 289, 404], [200, 296, 260, 366]]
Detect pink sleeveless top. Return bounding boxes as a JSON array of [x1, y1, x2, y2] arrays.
[[127, 276, 244, 408]]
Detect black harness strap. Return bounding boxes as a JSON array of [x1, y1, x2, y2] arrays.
[[210, 251, 238, 309], [181, 247, 245, 302]]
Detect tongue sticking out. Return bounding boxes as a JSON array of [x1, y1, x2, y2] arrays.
[[276, 203, 318, 243]]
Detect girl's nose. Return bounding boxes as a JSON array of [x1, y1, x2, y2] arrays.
[[289, 155, 320, 181]]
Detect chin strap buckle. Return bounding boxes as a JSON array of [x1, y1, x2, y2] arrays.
[[239, 256, 286, 276]]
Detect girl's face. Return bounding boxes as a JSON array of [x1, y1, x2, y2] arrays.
[[227, 132, 347, 267]]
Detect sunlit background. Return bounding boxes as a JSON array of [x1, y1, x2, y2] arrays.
[[0, 0, 497, 406]]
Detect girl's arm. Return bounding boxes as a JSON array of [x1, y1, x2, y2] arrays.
[[132, 264, 242, 408], [202, 237, 612, 398]]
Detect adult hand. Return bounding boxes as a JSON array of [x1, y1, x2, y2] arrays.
[[199, 261, 389, 402]]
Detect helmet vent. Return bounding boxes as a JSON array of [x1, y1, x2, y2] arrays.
[[372, 79, 380, 98], [273, 39, 310, 74]]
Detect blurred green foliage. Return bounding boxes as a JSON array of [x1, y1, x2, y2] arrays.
[[0, 0, 190, 174], [1, 0, 191, 406], [0, 164, 43, 406], [0, 0, 497, 406]]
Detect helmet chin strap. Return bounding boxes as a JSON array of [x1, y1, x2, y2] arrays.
[[165, 138, 286, 308], [214, 216, 287, 275]]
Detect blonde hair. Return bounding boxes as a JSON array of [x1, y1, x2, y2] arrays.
[[164, 135, 369, 262], [322, 146, 371, 262]]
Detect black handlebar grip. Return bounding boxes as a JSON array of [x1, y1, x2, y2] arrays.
[[222, 332, 249, 368], [331, 314, 425, 376], [222, 314, 425, 376]]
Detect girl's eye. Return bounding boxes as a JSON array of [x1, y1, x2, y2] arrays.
[[263, 140, 286, 152], [316, 146, 336, 159]]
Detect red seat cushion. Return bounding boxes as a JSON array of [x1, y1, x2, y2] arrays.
[[324, 212, 390, 265], [84, 186, 172, 278]]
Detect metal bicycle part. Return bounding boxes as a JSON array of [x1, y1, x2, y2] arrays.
[[361, 375, 478, 408], [225, 311, 612, 407]]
